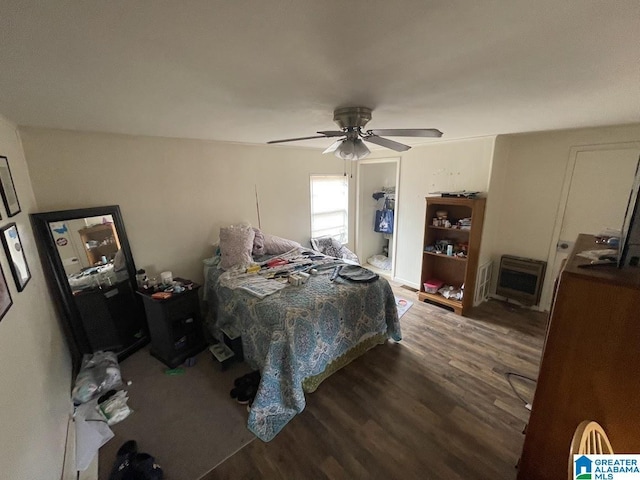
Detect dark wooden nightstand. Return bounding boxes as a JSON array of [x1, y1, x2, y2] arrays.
[[137, 281, 206, 368]]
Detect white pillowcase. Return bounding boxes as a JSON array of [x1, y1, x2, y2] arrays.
[[263, 233, 301, 255], [219, 224, 255, 270]]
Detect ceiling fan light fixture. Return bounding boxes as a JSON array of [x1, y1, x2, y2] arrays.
[[269, 106, 441, 155], [334, 138, 370, 161]]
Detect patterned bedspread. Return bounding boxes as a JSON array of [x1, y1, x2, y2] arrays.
[[203, 253, 402, 441]]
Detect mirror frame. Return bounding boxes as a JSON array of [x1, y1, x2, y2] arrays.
[[30, 205, 148, 369]]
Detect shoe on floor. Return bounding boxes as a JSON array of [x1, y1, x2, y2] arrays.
[[129, 452, 164, 480], [233, 370, 261, 387], [108, 440, 138, 480], [236, 383, 258, 405]]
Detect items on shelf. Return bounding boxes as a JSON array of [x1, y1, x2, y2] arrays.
[[423, 279, 443, 293], [428, 190, 481, 198], [424, 239, 469, 258], [419, 196, 486, 315], [438, 285, 463, 300], [79, 223, 121, 266], [431, 213, 472, 230]]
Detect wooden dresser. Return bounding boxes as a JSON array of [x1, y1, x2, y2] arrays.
[[517, 234, 640, 479]]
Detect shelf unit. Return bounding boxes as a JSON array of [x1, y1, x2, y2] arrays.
[[79, 223, 121, 265], [418, 196, 486, 315]]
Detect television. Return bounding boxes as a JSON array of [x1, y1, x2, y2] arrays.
[[618, 155, 640, 268]]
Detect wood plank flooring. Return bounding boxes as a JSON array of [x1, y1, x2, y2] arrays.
[[203, 285, 547, 480]]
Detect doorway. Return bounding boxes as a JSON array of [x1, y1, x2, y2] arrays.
[[542, 144, 640, 309], [356, 158, 400, 278]]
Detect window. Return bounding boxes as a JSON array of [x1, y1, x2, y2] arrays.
[[310, 175, 348, 243]]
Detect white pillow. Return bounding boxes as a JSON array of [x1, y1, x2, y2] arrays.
[[219, 224, 255, 270], [263, 233, 301, 255]]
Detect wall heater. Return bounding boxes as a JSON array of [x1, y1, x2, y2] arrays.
[[496, 255, 547, 306]]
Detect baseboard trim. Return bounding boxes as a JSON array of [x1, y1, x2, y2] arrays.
[[488, 293, 548, 313], [394, 277, 419, 290]]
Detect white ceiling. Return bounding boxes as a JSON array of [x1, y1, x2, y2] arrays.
[[0, 0, 638, 150]]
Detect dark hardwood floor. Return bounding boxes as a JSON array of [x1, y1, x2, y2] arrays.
[[203, 284, 547, 480]]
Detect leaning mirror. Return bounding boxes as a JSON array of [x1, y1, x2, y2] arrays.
[[30, 205, 148, 369]]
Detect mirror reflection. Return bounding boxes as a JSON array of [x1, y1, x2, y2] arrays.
[[48, 214, 130, 293], [30, 205, 148, 367]]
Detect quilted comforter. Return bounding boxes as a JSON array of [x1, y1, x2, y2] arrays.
[[203, 252, 401, 441]]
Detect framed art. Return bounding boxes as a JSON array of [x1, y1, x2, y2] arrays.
[[1, 223, 31, 291], [0, 156, 21, 217], [0, 262, 12, 321]]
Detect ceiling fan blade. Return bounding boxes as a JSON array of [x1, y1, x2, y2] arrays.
[[363, 135, 411, 152], [317, 130, 345, 137], [267, 134, 331, 144], [322, 139, 343, 154], [367, 128, 443, 138]]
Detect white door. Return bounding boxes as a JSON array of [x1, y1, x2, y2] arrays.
[[542, 146, 640, 310]]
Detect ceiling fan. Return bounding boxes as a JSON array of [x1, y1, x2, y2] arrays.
[[267, 107, 443, 160]]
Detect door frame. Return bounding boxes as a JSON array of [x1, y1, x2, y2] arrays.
[[355, 157, 401, 279], [542, 141, 640, 309]]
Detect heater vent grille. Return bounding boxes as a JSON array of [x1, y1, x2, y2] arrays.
[[496, 255, 546, 306], [474, 261, 492, 306]]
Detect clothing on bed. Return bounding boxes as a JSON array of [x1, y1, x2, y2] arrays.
[[203, 247, 401, 441]]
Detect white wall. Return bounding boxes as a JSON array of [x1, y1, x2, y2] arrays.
[[0, 116, 72, 480], [394, 137, 496, 287], [477, 135, 509, 279], [20, 128, 354, 283], [21, 123, 640, 314], [490, 123, 640, 311]]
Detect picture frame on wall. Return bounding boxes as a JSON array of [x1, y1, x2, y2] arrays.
[[0, 262, 12, 321], [1, 223, 31, 292], [0, 156, 21, 217]]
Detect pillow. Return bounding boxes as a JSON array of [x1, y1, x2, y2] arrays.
[[263, 233, 301, 255], [219, 224, 255, 270], [252, 228, 265, 256], [310, 236, 343, 258]]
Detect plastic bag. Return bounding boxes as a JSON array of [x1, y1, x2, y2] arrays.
[[99, 390, 132, 426], [72, 351, 122, 404], [438, 285, 463, 300]]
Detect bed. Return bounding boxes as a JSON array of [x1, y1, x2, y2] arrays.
[[203, 247, 401, 441]]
